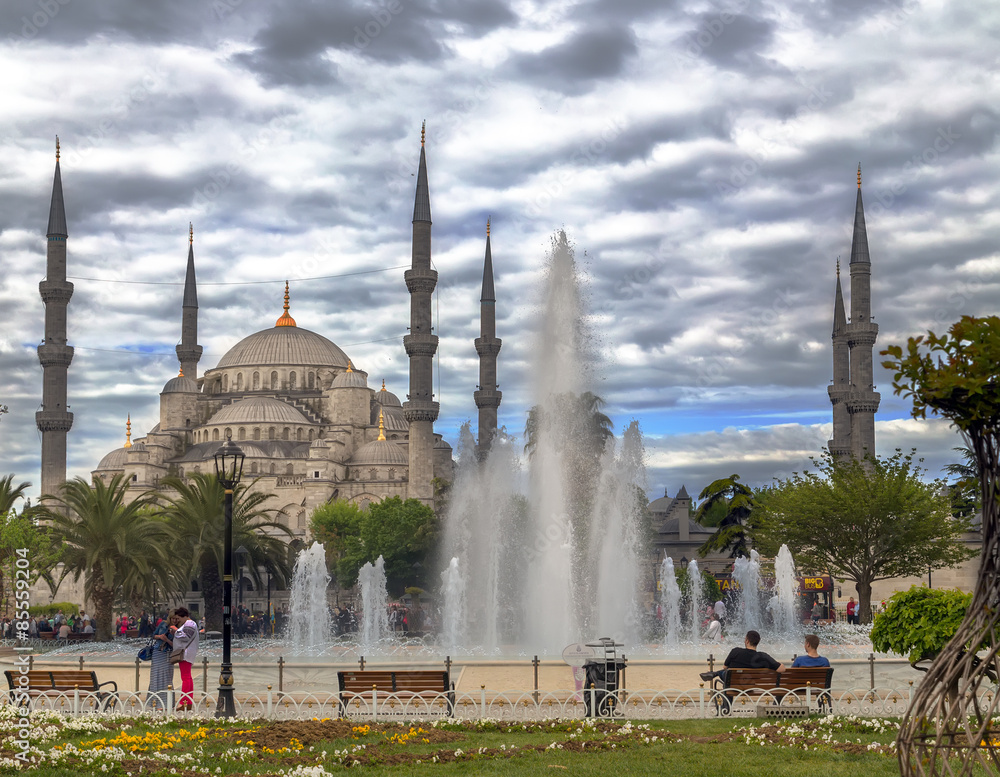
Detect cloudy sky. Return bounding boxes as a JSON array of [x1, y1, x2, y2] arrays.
[[1, 0, 998, 505]]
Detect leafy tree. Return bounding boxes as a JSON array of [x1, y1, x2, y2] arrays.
[[0, 475, 61, 616], [336, 497, 438, 597], [35, 475, 168, 640], [309, 499, 365, 585], [755, 450, 975, 624], [871, 587, 980, 671], [157, 474, 292, 632], [943, 446, 980, 518], [695, 474, 760, 558]]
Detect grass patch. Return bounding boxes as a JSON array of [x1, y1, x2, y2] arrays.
[[0, 709, 907, 776]]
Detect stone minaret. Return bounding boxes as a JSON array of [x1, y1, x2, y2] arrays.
[[175, 223, 203, 380], [36, 137, 74, 499], [827, 260, 851, 460], [842, 165, 880, 460], [474, 218, 501, 459], [403, 122, 439, 504]]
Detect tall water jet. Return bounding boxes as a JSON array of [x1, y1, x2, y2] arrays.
[[769, 544, 799, 636], [288, 541, 332, 651], [732, 550, 764, 633], [358, 556, 389, 649], [660, 555, 682, 647], [440, 557, 466, 652], [687, 558, 703, 643]]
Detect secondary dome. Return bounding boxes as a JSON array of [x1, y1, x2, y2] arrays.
[[374, 380, 402, 407], [96, 447, 127, 470], [162, 374, 198, 394], [332, 365, 368, 389], [208, 397, 312, 426], [215, 326, 349, 370], [351, 439, 408, 467]]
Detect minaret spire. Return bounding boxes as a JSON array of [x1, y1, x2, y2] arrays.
[[403, 122, 439, 505], [37, 136, 75, 499], [827, 258, 851, 460], [842, 167, 880, 460], [475, 217, 502, 458], [176, 223, 203, 379]]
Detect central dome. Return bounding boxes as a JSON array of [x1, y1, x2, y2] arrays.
[[216, 326, 349, 370]]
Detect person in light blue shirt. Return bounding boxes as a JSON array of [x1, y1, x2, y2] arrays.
[[791, 634, 831, 667]]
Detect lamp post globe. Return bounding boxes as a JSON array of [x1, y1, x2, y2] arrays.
[[213, 436, 244, 718]]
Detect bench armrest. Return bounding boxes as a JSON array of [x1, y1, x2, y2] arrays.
[[96, 679, 118, 693]]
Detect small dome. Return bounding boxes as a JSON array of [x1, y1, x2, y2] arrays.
[[310, 438, 329, 449], [130, 440, 146, 452], [350, 439, 408, 467], [332, 370, 368, 389], [96, 447, 127, 471], [374, 380, 402, 407], [208, 397, 311, 426], [434, 438, 452, 450], [162, 375, 198, 394]]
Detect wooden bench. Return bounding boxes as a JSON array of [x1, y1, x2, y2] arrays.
[[337, 670, 454, 716], [4, 670, 118, 709], [777, 666, 834, 712], [713, 667, 833, 715]]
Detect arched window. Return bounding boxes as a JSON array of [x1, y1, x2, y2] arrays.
[[289, 371, 297, 389], [297, 511, 306, 529], [308, 429, 315, 441], [253, 427, 261, 441], [253, 372, 260, 390], [238, 427, 246, 441], [271, 371, 278, 390], [236, 373, 243, 391], [250, 462, 258, 474], [368, 467, 377, 481], [213, 428, 220, 441], [224, 427, 232, 440], [296, 428, 303, 441], [286, 464, 294, 475], [269, 463, 276, 475], [268, 427, 276, 440], [308, 372, 315, 389], [222, 375, 229, 392], [387, 468, 395, 481], [282, 427, 290, 440]]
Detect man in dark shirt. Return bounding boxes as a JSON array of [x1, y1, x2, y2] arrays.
[[701, 630, 785, 681]]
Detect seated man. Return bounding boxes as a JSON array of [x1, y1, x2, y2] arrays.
[[791, 634, 830, 667], [701, 629, 785, 681]]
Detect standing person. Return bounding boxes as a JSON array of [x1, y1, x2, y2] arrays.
[[138, 611, 151, 638], [147, 614, 175, 710], [714, 598, 727, 628], [791, 634, 831, 667], [846, 597, 858, 625], [171, 607, 199, 711]]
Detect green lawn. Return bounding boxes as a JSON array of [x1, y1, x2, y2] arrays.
[[0, 709, 918, 776]]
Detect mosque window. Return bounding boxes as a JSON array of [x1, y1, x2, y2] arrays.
[[213, 428, 220, 441], [308, 372, 315, 389], [238, 427, 246, 441], [253, 427, 260, 441], [286, 464, 293, 475], [224, 427, 232, 439], [222, 375, 229, 392], [236, 373, 244, 391], [271, 371, 278, 390], [269, 427, 276, 440], [297, 429, 303, 441], [308, 430, 315, 441], [368, 468, 377, 481], [290, 371, 297, 389], [388, 468, 395, 481], [269, 463, 276, 475], [253, 372, 260, 390], [297, 511, 306, 529], [359, 499, 371, 510], [282, 427, 289, 440], [250, 462, 258, 474]]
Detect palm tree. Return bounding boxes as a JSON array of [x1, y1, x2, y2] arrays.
[[696, 474, 760, 558], [524, 391, 613, 460], [157, 473, 293, 632], [0, 474, 31, 518], [35, 475, 168, 640], [943, 446, 980, 517]]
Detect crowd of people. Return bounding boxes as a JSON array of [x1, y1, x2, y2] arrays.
[[1, 609, 95, 639]]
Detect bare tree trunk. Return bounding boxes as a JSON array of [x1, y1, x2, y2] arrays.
[[856, 579, 873, 624], [90, 565, 115, 641]]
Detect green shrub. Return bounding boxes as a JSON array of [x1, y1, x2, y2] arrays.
[[27, 602, 80, 618], [870, 586, 970, 664]]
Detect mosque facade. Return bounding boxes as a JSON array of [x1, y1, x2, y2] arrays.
[[37, 128, 502, 548]]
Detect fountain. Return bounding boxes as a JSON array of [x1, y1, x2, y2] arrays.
[[287, 541, 332, 651], [687, 558, 703, 643], [357, 556, 389, 650], [440, 557, 466, 652], [732, 549, 764, 635], [768, 544, 799, 636], [659, 555, 682, 647]]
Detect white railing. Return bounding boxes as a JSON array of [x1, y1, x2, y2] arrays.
[[0, 685, 956, 720]]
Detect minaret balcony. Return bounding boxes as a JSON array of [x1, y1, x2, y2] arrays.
[[474, 389, 502, 409], [403, 333, 439, 357], [39, 279, 74, 305], [35, 409, 74, 432], [845, 321, 878, 348], [474, 337, 502, 357], [403, 399, 439, 423], [37, 343, 75, 367], [827, 385, 850, 404], [846, 391, 881, 414], [176, 344, 204, 362], [404, 267, 438, 294]]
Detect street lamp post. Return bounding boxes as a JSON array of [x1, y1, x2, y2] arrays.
[[214, 437, 245, 719]]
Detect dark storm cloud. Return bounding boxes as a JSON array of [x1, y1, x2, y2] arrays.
[[684, 13, 779, 72], [506, 26, 638, 95]]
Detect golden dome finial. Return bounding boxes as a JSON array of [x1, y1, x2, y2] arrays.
[[857, 163, 862, 189], [378, 409, 386, 441], [178, 366, 184, 377], [421, 120, 425, 147], [275, 280, 296, 327], [189, 222, 194, 245], [55, 136, 60, 160], [836, 257, 841, 277], [486, 216, 490, 237], [124, 414, 132, 449], [346, 360, 353, 373], [381, 379, 386, 391]]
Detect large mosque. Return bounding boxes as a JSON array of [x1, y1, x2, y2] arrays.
[[36, 127, 502, 545]]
